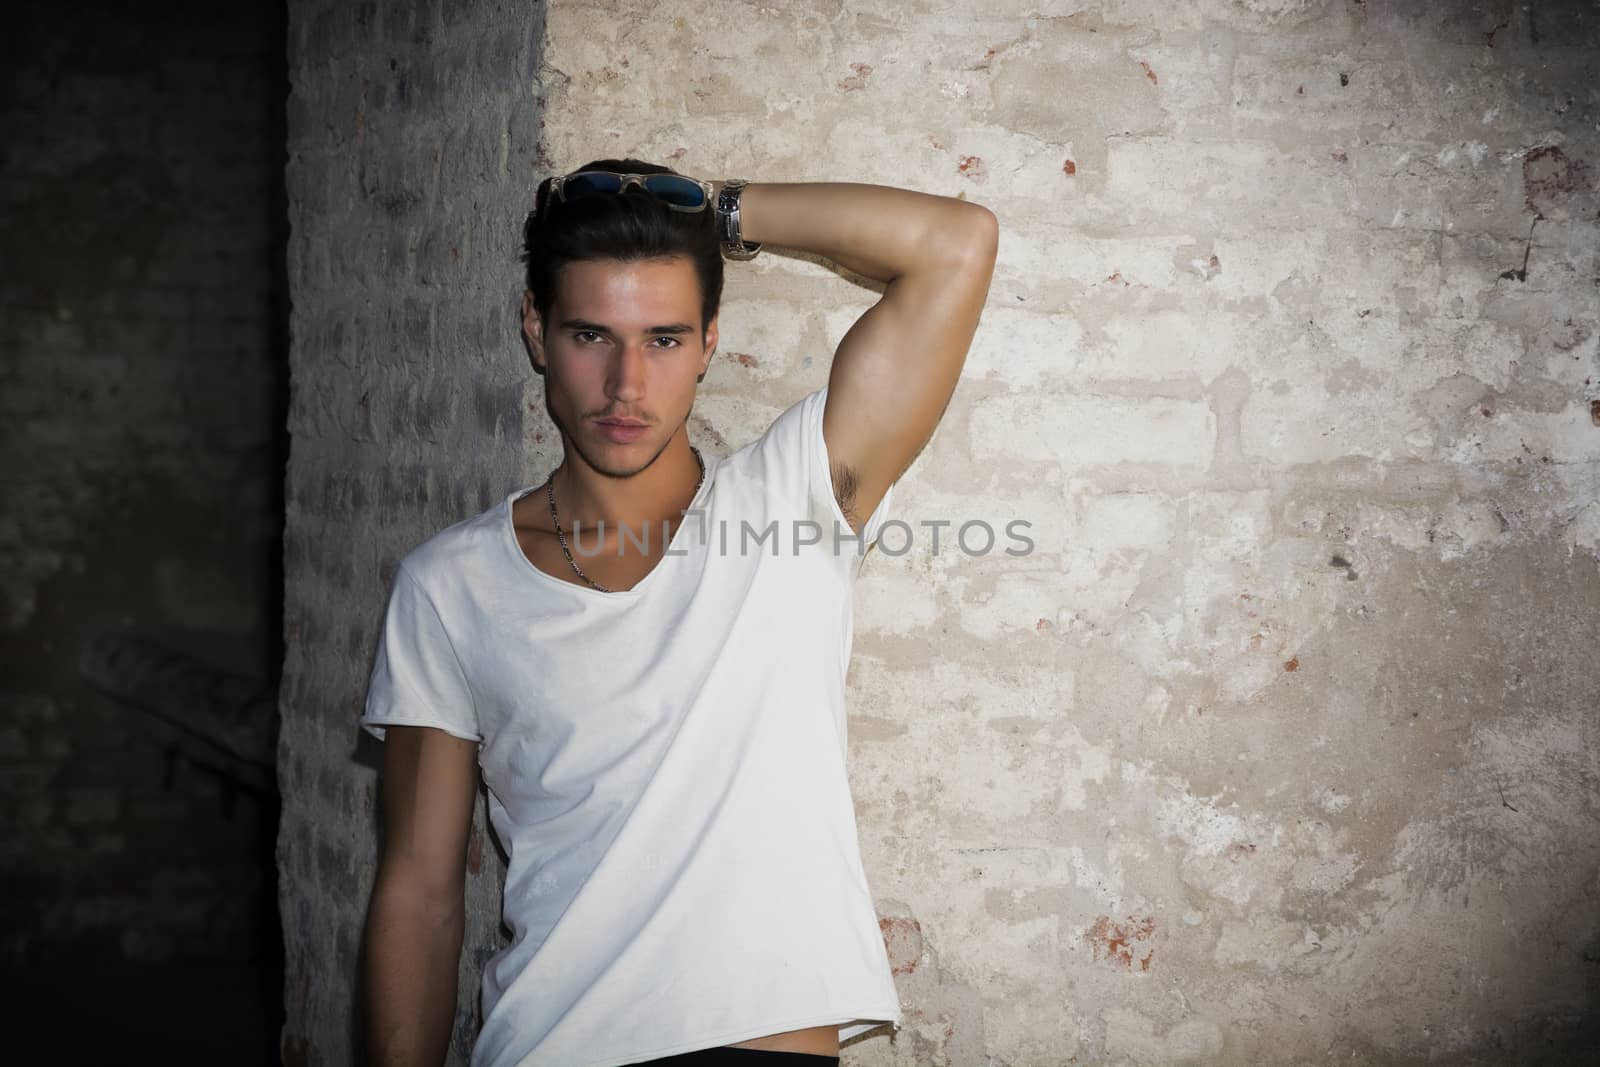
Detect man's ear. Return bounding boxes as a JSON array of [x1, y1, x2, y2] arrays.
[[700, 312, 718, 379], [521, 290, 546, 375]]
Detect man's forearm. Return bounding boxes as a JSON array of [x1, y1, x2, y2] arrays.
[[730, 181, 994, 284], [363, 882, 465, 1067]]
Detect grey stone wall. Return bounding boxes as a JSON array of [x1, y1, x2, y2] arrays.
[[277, 1, 541, 1062], [281, 1, 1599, 1064]]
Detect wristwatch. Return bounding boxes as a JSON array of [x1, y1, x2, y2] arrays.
[[716, 178, 762, 261]]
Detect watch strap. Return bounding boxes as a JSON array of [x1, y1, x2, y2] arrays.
[[716, 179, 762, 261]]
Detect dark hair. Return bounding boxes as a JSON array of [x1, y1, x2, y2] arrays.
[[521, 158, 724, 333]]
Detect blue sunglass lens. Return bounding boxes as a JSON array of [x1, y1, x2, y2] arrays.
[[564, 173, 626, 197], [641, 176, 706, 208], [560, 172, 705, 209]]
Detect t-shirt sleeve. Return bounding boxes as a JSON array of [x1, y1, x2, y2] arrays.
[[359, 563, 483, 743]]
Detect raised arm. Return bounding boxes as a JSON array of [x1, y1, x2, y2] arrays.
[[731, 181, 999, 533], [362, 725, 480, 1066]]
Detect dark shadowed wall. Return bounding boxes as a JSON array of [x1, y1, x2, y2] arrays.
[[1, 0, 288, 1061]]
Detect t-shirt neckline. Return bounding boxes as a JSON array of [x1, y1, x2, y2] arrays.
[[501, 456, 720, 599]]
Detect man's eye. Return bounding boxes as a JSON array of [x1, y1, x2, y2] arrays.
[[574, 331, 602, 343], [652, 336, 680, 348]]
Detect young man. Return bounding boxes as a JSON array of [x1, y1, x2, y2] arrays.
[[359, 160, 997, 1067]]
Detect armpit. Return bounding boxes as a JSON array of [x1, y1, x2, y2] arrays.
[[830, 459, 865, 535]]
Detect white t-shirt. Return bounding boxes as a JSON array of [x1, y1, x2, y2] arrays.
[[361, 385, 903, 1067]]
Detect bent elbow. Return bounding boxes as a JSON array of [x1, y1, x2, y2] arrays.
[[966, 204, 999, 263], [910, 201, 1000, 279], [937, 202, 998, 269]]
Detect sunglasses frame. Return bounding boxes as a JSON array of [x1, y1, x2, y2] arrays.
[[543, 170, 714, 214]]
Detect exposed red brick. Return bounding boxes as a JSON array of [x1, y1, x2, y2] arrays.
[[837, 62, 873, 91], [880, 915, 924, 975], [1088, 915, 1156, 971]]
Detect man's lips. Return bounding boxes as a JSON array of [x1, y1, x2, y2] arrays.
[[596, 418, 649, 442]]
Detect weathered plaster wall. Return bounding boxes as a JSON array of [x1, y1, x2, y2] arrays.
[[280, 0, 1599, 1064], [534, 1, 1600, 1063]]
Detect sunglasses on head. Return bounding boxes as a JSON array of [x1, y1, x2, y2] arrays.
[[538, 170, 713, 215]]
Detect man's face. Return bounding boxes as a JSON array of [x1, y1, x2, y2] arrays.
[[522, 255, 716, 480]]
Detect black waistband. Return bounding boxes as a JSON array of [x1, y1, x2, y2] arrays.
[[629, 1048, 839, 1066]]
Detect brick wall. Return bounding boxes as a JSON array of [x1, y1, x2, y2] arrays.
[[281, 1, 1600, 1064], [277, 1, 542, 1062]]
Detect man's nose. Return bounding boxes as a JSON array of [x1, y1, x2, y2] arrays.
[[606, 343, 649, 396]]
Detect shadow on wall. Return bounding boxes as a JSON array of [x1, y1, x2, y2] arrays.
[[1, 0, 291, 1061]]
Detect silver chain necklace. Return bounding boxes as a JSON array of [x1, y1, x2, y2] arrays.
[[546, 446, 705, 593]]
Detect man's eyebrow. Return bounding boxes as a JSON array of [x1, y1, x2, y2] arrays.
[[558, 318, 697, 335]]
